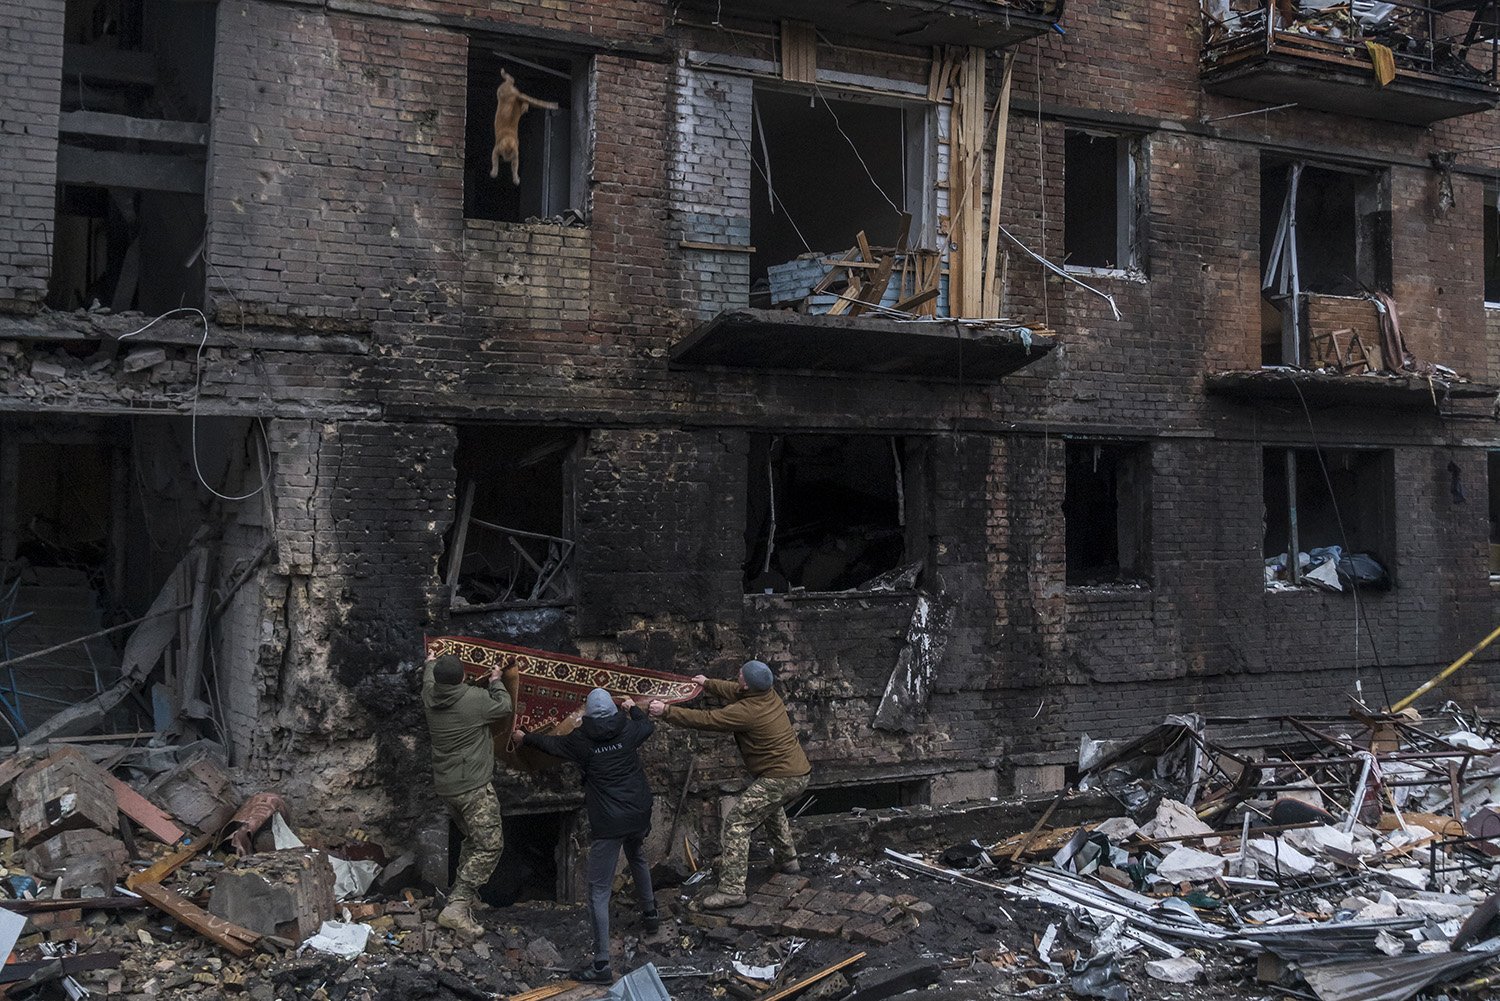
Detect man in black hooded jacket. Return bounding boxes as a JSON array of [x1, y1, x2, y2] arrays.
[[515, 687, 657, 983]]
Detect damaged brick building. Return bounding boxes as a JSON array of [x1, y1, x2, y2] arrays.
[[5, 0, 1500, 903]]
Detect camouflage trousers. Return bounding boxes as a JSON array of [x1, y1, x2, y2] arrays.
[[443, 783, 504, 905], [718, 773, 810, 897]]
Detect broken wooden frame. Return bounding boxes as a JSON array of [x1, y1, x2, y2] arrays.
[[446, 482, 575, 610]]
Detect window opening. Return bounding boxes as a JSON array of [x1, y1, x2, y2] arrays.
[[464, 45, 587, 223], [49, 0, 213, 312], [1488, 452, 1500, 577], [464, 811, 571, 905], [744, 434, 913, 593], [786, 779, 926, 816], [1263, 448, 1394, 590], [1261, 159, 1390, 365], [1063, 130, 1142, 272], [1486, 188, 1500, 305], [750, 86, 935, 310], [444, 427, 578, 610], [1063, 442, 1151, 586]]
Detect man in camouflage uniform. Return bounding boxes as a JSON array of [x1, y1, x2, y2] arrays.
[[649, 659, 811, 909], [422, 653, 513, 938]]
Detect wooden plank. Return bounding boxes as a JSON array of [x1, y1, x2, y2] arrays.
[[850, 213, 910, 316], [756, 953, 867, 1001], [811, 246, 859, 294], [0, 896, 147, 914], [981, 52, 1015, 319], [56, 145, 204, 195], [0, 952, 121, 985], [133, 881, 259, 956], [891, 286, 941, 312], [125, 838, 209, 890], [780, 20, 816, 84], [62, 44, 157, 85], [445, 482, 475, 592], [59, 111, 208, 146], [109, 777, 185, 845], [680, 240, 756, 253]]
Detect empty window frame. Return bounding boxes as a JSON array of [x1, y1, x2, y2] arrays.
[[444, 427, 580, 609], [464, 45, 590, 223], [749, 85, 936, 301], [1486, 188, 1500, 305], [1063, 442, 1151, 586], [49, 0, 215, 312], [1263, 448, 1395, 587], [1063, 130, 1145, 273], [1489, 452, 1500, 576], [1260, 159, 1391, 365], [744, 434, 924, 593]]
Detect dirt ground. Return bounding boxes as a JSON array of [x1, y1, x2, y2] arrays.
[[192, 848, 1288, 1001]]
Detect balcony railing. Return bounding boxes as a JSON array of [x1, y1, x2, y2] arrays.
[[1202, 0, 1500, 123]]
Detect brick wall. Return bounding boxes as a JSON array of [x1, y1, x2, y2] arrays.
[[0, 0, 62, 311]]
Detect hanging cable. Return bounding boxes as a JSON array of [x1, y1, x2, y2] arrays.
[[118, 307, 270, 503], [813, 84, 903, 215], [720, 102, 813, 254], [999, 226, 1122, 320], [1287, 378, 1393, 708]]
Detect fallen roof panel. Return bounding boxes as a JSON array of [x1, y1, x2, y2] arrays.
[[670, 309, 1056, 381]]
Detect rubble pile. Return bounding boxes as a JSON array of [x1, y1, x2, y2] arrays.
[[884, 706, 1500, 1001]]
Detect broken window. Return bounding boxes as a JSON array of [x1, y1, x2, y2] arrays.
[[464, 45, 589, 223], [750, 85, 936, 308], [786, 779, 926, 816], [1485, 188, 1500, 305], [0, 415, 260, 736], [1260, 159, 1391, 365], [1063, 130, 1144, 272], [1489, 452, 1500, 577], [744, 434, 922, 594], [1263, 448, 1395, 589], [470, 811, 573, 904], [48, 0, 213, 312], [444, 427, 579, 610], [1063, 442, 1151, 586]]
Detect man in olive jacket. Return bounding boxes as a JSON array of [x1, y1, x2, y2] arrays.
[[648, 659, 810, 909], [422, 653, 513, 938], [516, 688, 658, 983]]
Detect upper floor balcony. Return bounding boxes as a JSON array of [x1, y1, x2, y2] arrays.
[[1202, 0, 1500, 124], [675, 0, 1063, 48]]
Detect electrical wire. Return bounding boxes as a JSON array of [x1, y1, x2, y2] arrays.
[[722, 102, 813, 254], [1287, 378, 1393, 708], [813, 84, 903, 216], [118, 307, 270, 503]]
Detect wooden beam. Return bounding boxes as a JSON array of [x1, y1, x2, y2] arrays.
[[56, 146, 204, 195], [62, 44, 157, 85], [780, 20, 817, 84], [59, 111, 208, 146], [133, 882, 259, 957], [981, 52, 1015, 319], [110, 776, 185, 845], [756, 953, 867, 1001]]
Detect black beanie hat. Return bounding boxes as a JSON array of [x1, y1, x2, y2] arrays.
[[431, 654, 465, 686]]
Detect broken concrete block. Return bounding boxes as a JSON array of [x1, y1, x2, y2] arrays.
[[1398, 895, 1473, 920], [1139, 799, 1219, 847], [122, 347, 168, 373], [208, 850, 336, 944], [144, 754, 238, 835], [372, 850, 419, 896], [1285, 824, 1355, 858], [1094, 817, 1139, 842], [1154, 846, 1226, 884], [29, 359, 65, 381], [846, 961, 942, 1001], [28, 828, 128, 880], [1387, 867, 1430, 891], [1146, 957, 1203, 983], [9, 752, 118, 846], [1246, 837, 1319, 877]]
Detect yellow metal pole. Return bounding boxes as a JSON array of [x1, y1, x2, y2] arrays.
[[1390, 623, 1500, 713]]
